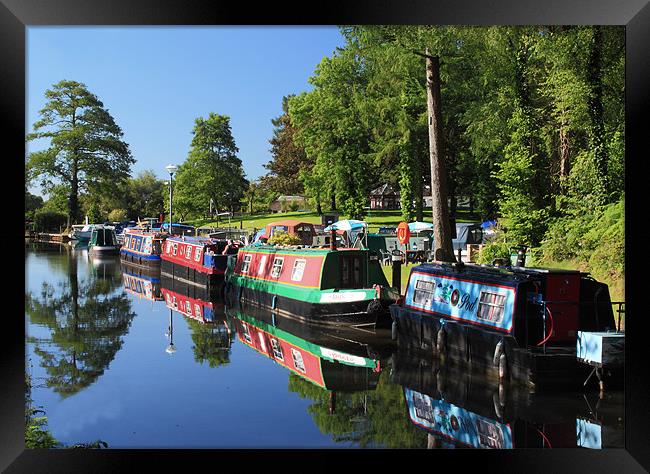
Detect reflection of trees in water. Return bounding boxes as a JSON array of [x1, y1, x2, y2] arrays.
[[186, 318, 234, 369], [25, 252, 136, 398], [287, 362, 426, 448]]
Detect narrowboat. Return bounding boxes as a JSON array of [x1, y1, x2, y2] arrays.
[[230, 308, 382, 392], [88, 225, 121, 256], [390, 261, 620, 389], [257, 220, 317, 245], [161, 236, 240, 291], [391, 349, 624, 449], [121, 264, 163, 301], [119, 228, 166, 267], [225, 242, 399, 327], [68, 224, 94, 242]]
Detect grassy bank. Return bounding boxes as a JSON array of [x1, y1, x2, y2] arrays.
[[188, 209, 482, 233]]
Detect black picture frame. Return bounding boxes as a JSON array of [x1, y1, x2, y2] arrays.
[[3, 0, 648, 471]]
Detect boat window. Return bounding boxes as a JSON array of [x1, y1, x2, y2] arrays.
[[185, 245, 192, 259], [477, 291, 506, 323], [476, 418, 505, 449], [172, 243, 178, 256], [166, 241, 173, 254], [413, 279, 436, 307], [271, 257, 284, 278], [340, 255, 362, 289], [241, 254, 252, 273], [271, 225, 288, 237], [136, 237, 143, 252], [125, 236, 130, 248], [194, 304, 201, 318], [185, 300, 191, 314], [270, 338, 284, 361], [291, 348, 306, 373], [291, 259, 307, 282], [194, 247, 202, 262], [258, 255, 267, 275]]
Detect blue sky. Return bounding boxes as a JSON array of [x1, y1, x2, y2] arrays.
[[27, 27, 346, 196]]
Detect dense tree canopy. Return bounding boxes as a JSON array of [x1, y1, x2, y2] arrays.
[[173, 113, 248, 220], [26, 80, 134, 224]]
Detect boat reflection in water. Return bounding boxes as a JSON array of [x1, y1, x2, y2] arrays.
[[390, 348, 624, 449], [228, 306, 393, 393], [121, 263, 162, 302], [160, 275, 233, 366]]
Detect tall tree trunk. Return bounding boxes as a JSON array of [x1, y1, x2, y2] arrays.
[[425, 51, 455, 262], [587, 25, 609, 203], [559, 126, 570, 178], [330, 189, 336, 212], [69, 160, 79, 225]]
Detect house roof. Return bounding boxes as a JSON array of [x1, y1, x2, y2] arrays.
[[370, 183, 399, 196]]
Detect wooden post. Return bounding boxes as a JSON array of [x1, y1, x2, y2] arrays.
[[425, 50, 456, 263]]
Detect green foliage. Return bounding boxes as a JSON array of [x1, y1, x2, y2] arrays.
[[262, 96, 310, 195], [107, 208, 127, 222], [26, 191, 44, 220], [268, 231, 301, 246], [26, 80, 134, 223], [86, 202, 103, 224], [25, 408, 61, 449], [539, 196, 624, 280], [475, 241, 513, 265], [124, 170, 165, 220], [33, 210, 67, 232], [173, 113, 248, 220]]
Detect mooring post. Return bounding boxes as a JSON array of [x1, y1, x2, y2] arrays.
[[392, 250, 403, 295]]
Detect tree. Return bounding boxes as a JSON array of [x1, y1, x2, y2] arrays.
[[26, 80, 134, 225], [125, 170, 165, 220], [25, 251, 136, 398], [173, 113, 248, 219], [262, 96, 310, 195]]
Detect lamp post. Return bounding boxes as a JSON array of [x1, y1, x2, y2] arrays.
[[165, 164, 178, 235], [166, 308, 176, 354]]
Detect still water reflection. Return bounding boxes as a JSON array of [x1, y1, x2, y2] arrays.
[[25, 242, 624, 448]]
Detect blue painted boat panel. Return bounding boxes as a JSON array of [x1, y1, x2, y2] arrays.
[[404, 270, 516, 333]]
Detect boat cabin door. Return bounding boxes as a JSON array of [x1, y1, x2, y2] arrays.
[[340, 254, 363, 289]]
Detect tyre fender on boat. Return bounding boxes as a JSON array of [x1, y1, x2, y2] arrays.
[[493, 339, 509, 380], [436, 326, 446, 354]]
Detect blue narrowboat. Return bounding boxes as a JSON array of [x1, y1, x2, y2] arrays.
[[389, 262, 618, 388], [120, 228, 166, 267]]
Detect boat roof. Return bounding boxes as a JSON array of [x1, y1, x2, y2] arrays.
[[241, 244, 365, 254], [166, 235, 214, 245], [411, 261, 584, 287]]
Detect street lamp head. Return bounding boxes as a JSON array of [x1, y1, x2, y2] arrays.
[[165, 164, 178, 175]]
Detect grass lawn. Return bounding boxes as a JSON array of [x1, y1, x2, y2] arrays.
[[189, 209, 482, 233]]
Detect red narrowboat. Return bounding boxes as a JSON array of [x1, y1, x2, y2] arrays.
[[161, 235, 240, 290]]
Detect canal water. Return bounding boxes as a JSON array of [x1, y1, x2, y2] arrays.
[[25, 242, 624, 449]]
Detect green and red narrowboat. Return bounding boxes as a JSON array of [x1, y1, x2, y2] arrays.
[[120, 228, 166, 267], [390, 262, 619, 388], [231, 308, 382, 391], [225, 243, 399, 327], [161, 236, 240, 291]]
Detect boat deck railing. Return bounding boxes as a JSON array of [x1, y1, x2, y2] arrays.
[[528, 299, 625, 354]]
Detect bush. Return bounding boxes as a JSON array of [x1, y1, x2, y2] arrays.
[[268, 231, 301, 246], [108, 209, 128, 222], [475, 241, 512, 265], [33, 210, 67, 232]]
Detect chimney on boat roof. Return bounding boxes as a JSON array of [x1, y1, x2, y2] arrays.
[[330, 229, 337, 251]]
